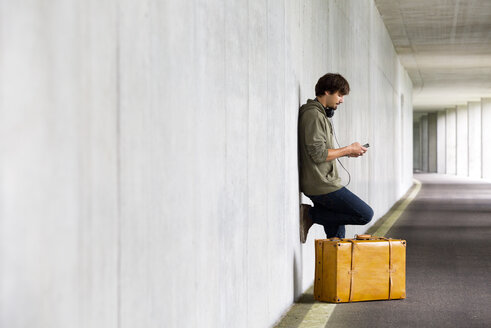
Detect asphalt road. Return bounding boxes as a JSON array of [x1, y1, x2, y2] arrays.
[[326, 174, 491, 328]]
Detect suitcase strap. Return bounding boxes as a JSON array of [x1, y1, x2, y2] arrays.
[[348, 240, 356, 302], [348, 238, 394, 302], [380, 238, 395, 300]]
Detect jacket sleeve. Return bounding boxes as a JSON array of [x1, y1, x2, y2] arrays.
[[302, 111, 329, 164]]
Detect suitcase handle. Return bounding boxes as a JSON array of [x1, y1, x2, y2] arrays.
[[355, 234, 372, 240], [328, 234, 390, 241]]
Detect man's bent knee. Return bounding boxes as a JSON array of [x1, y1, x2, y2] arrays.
[[361, 206, 374, 225]]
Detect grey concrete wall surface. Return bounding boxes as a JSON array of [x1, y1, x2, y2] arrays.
[[437, 111, 446, 173], [446, 108, 457, 174], [468, 101, 481, 178], [0, 1, 413, 327], [482, 98, 491, 179]]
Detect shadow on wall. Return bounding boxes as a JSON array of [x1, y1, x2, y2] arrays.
[[293, 251, 301, 300], [294, 83, 303, 300]]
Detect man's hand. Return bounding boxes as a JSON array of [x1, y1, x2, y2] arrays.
[[326, 142, 368, 161], [348, 142, 368, 157]]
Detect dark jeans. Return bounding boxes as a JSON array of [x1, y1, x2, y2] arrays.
[[307, 187, 374, 238]]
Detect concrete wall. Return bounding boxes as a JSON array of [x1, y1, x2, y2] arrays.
[[0, 1, 413, 327], [483, 98, 491, 179], [437, 111, 446, 173], [428, 113, 437, 172], [468, 101, 481, 178], [456, 105, 469, 176], [446, 108, 457, 175]]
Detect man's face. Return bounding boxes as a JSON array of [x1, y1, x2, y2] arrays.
[[325, 91, 345, 109]]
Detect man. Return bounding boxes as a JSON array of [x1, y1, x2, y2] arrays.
[[298, 73, 373, 243]]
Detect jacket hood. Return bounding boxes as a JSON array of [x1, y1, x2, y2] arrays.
[[299, 98, 326, 118]]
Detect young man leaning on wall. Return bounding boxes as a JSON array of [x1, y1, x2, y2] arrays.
[[298, 73, 374, 243]]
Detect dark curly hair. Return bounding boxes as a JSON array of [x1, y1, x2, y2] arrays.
[[315, 73, 350, 96]]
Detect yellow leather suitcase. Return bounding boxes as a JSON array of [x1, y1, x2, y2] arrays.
[[314, 234, 406, 303]]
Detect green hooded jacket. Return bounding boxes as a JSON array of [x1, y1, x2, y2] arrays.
[[298, 99, 343, 195]]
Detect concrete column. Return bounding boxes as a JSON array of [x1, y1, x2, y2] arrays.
[[456, 105, 469, 176], [437, 111, 446, 173], [482, 98, 491, 179], [420, 115, 429, 172], [428, 113, 438, 172], [446, 108, 457, 175], [413, 122, 421, 172], [468, 101, 482, 178]]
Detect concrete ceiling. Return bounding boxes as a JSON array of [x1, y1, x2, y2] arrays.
[[374, 0, 491, 111]]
